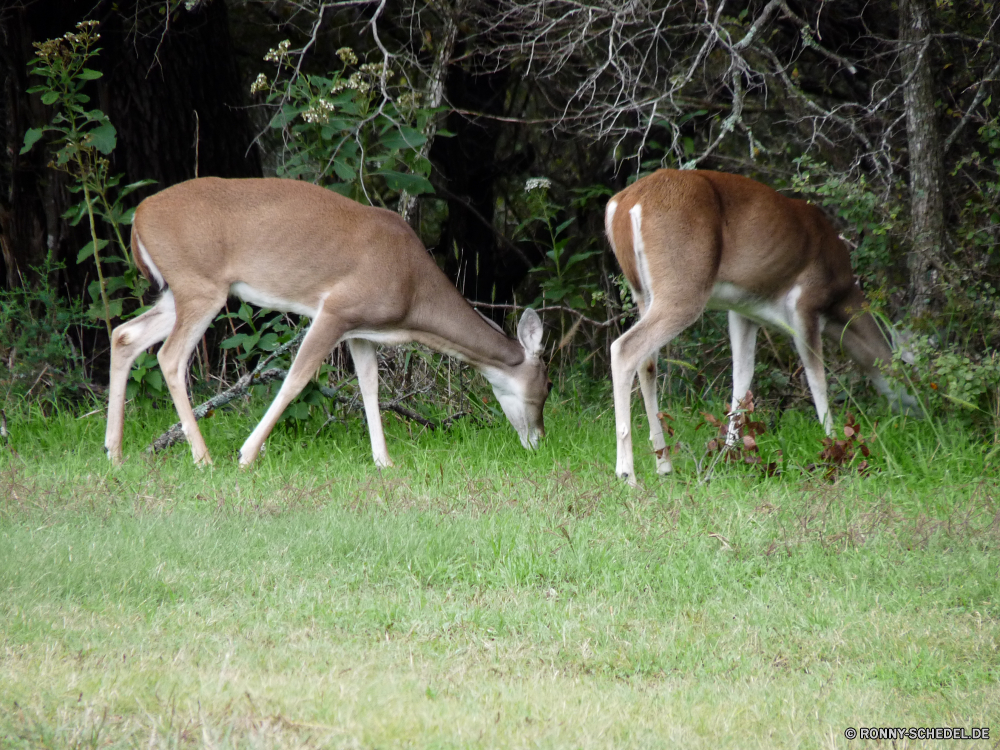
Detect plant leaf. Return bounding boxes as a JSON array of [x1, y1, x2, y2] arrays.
[[144, 370, 164, 392], [332, 159, 357, 182], [380, 126, 427, 151], [377, 170, 433, 195], [77, 238, 110, 264], [86, 122, 117, 154], [118, 179, 157, 199], [221, 333, 248, 350], [20, 127, 44, 154]]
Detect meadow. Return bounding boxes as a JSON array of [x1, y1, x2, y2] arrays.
[[1, 382, 998, 749]]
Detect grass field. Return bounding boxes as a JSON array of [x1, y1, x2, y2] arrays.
[[1, 384, 998, 749]]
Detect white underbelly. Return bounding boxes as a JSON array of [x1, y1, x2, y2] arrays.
[[230, 281, 319, 318], [708, 281, 800, 333]]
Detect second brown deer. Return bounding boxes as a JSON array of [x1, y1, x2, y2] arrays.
[[605, 169, 918, 484]]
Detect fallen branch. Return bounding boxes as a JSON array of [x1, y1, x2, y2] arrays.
[[470, 301, 630, 329], [147, 368, 291, 454], [147, 330, 466, 453], [148, 330, 306, 454]]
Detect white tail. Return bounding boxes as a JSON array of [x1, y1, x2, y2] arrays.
[[605, 169, 918, 484], [106, 177, 551, 468]]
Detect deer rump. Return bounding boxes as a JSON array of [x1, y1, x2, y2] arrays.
[[604, 169, 916, 483]]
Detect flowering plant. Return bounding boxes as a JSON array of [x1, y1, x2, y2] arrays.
[[21, 21, 155, 334], [253, 42, 437, 206]]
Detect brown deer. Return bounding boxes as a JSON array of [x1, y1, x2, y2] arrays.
[[105, 177, 551, 468], [605, 169, 918, 484]]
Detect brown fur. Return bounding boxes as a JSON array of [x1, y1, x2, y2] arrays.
[[607, 169, 889, 368], [605, 169, 902, 483], [107, 177, 550, 468]]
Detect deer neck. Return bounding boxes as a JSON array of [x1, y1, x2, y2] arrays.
[[407, 294, 526, 373]]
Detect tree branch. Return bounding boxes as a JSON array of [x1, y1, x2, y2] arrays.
[[944, 55, 1000, 152]]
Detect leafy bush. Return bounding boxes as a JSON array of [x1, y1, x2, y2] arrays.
[[891, 333, 999, 435], [21, 21, 154, 336], [790, 154, 903, 286], [0, 257, 90, 410], [253, 43, 435, 206]]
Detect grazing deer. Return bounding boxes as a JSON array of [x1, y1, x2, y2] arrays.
[[105, 177, 551, 468], [605, 169, 918, 483]]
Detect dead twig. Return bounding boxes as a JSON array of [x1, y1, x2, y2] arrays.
[[147, 330, 306, 454], [471, 301, 629, 329], [147, 330, 476, 453]]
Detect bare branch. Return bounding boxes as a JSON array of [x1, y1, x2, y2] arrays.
[[945, 55, 1000, 152]]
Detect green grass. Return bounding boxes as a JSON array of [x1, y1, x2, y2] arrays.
[[1, 388, 998, 748]]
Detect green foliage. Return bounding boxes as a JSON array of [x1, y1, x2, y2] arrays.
[[517, 178, 603, 312], [255, 43, 436, 206], [892, 333, 999, 434], [0, 256, 89, 409], [217, 302, 327, 423], [21, 21, 156, 335], [219, 302, 296, 362], [946, 112, 1000, 347], [124, 351, 165, 401], [790, 155, 903, 284]]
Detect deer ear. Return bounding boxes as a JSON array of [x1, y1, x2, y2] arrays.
[[517, 308, 544, 357]]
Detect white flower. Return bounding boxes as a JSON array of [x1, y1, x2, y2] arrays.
[[301, 98, 337, 124], [345, 72, 370, 93], [525, 177, 552, 192], [336, 47, 358, 65], [250, 73, 269, 95], [396, 91, 423, 110], [264, 39, 291, 62]]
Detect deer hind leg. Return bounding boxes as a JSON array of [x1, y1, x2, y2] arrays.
[[105, 292, 177, 463], [726, 311, 760, 446], [791, 304, 832, 436], [611, 301, 704, 485], [630, 296, 670, 475], [636, 353, 671, 474], [157, 291, 227, 466], [238, 304, 349, 467], [347, 338, 392, 469]]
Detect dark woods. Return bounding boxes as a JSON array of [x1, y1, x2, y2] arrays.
[[1, 0, 998, 428]]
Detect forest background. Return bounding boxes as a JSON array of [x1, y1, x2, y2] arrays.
[[3, 3, 1000, 746], [1, 0, 999, 439]]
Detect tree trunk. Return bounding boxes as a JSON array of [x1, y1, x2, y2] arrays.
[[431, 56, 535, 315], [100, 0, 262, 193], [397, 0, 461, 228], [899, 0, 944, 316]]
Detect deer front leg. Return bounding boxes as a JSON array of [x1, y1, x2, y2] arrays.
[[792, 310, 833, 437], [727, 311, 759, 446], [239, 307, 347, 467], [347, 338, 393, 469]]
